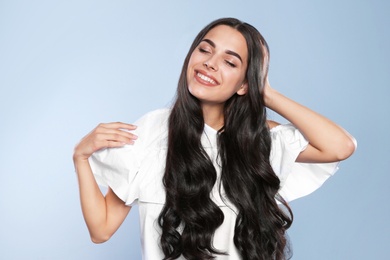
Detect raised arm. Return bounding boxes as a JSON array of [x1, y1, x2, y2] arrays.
[[73, 122, 138, 243], [264, 79, 356, 163]]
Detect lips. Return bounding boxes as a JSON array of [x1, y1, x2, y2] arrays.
[[195, 70, 219, 86]]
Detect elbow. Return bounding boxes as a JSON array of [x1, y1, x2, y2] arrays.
[[90, 233, 112, 244], [336, 135, 357, 161]]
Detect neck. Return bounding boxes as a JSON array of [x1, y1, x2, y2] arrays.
[[201, 103, 224, 131]]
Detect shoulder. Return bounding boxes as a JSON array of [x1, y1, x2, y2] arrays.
[[134, 108, 170, 129], [267, 120, 280, 130], [132, 108, 170, 148], [137, 108, 170, 122]]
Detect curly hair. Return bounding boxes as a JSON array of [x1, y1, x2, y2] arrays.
[[158, 17, 293, 260]]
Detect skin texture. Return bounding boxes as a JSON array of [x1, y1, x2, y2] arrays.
[[73, 24, 356, 244], [262, 79, 357, 163], [187, 25, 249, 130], [73, 122, 136, 242]]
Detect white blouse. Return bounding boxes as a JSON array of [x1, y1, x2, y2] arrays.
[[89, 108, 339, 260]]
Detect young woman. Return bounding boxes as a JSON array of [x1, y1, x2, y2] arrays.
[[73, 18, 356, 260]]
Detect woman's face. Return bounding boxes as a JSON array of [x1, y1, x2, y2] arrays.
[[187, 25, 248, 107]]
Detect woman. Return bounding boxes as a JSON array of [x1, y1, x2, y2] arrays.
[[73, 18, 356, 259]]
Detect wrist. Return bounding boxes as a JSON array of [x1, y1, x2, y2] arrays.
[[73, 152, 90, 165], [263, 87, 280, 109], [73, 155, 92, 176]]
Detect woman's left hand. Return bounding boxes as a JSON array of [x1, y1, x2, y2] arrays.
[[262, 77, 276, 108], [261, 77, 356, 163]]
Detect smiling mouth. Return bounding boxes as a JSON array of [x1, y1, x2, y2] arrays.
[[196, 71, 219, 85]]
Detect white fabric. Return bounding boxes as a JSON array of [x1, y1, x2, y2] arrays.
[[89, 108, 339, 259]]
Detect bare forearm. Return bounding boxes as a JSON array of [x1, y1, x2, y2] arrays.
[[73, 122, 136, 242], [74, 158, 110, 242], [265, 87, 356, 162]]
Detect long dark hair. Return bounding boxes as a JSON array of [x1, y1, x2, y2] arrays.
[[158, 18, 293, 260]]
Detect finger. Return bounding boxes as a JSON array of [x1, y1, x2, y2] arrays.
[[105, 140, 134, 148], [90, 136, 134, 153], [95, 128, 138, 140], [99, 122, 137, 130], [95, 132, 136, 145]]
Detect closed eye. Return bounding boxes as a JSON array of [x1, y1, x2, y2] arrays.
[[225, 60, 236, 68], [198, 47, 210, 54]]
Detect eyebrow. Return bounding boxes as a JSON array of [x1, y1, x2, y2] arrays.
[[201, 39, 243, 63]]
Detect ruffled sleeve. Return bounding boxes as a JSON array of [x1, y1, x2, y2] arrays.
[[89, 144, 141, 206], [270, 124, 339, 202], [88, 108, 170, 206]]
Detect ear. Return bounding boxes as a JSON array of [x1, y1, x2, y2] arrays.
[[236, 81, 248, 96]]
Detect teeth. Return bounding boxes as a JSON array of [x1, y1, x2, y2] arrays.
[[197, 73, 216, 84]]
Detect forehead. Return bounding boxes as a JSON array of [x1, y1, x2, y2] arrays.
[[202, 25, 248, 62]]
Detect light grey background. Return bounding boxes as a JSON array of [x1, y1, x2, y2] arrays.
[[0, 0, 388, 259]]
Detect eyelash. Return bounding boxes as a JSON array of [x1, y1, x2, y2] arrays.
[[199, 47, 209, 53], [225, 61, 236, 68], [198, 47, 236, 68]]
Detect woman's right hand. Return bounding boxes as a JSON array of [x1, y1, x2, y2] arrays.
[[73, 122, 138, 162], [73, 122, 136, 243]]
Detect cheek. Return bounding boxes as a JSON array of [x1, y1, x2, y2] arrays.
[[187, 52, 198, 68], [186, 71, 192, 86], [186, 56, 196, 82], [225, 71, 245, 88]]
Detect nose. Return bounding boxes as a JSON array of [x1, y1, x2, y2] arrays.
[[203, 58, 218, 71]]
